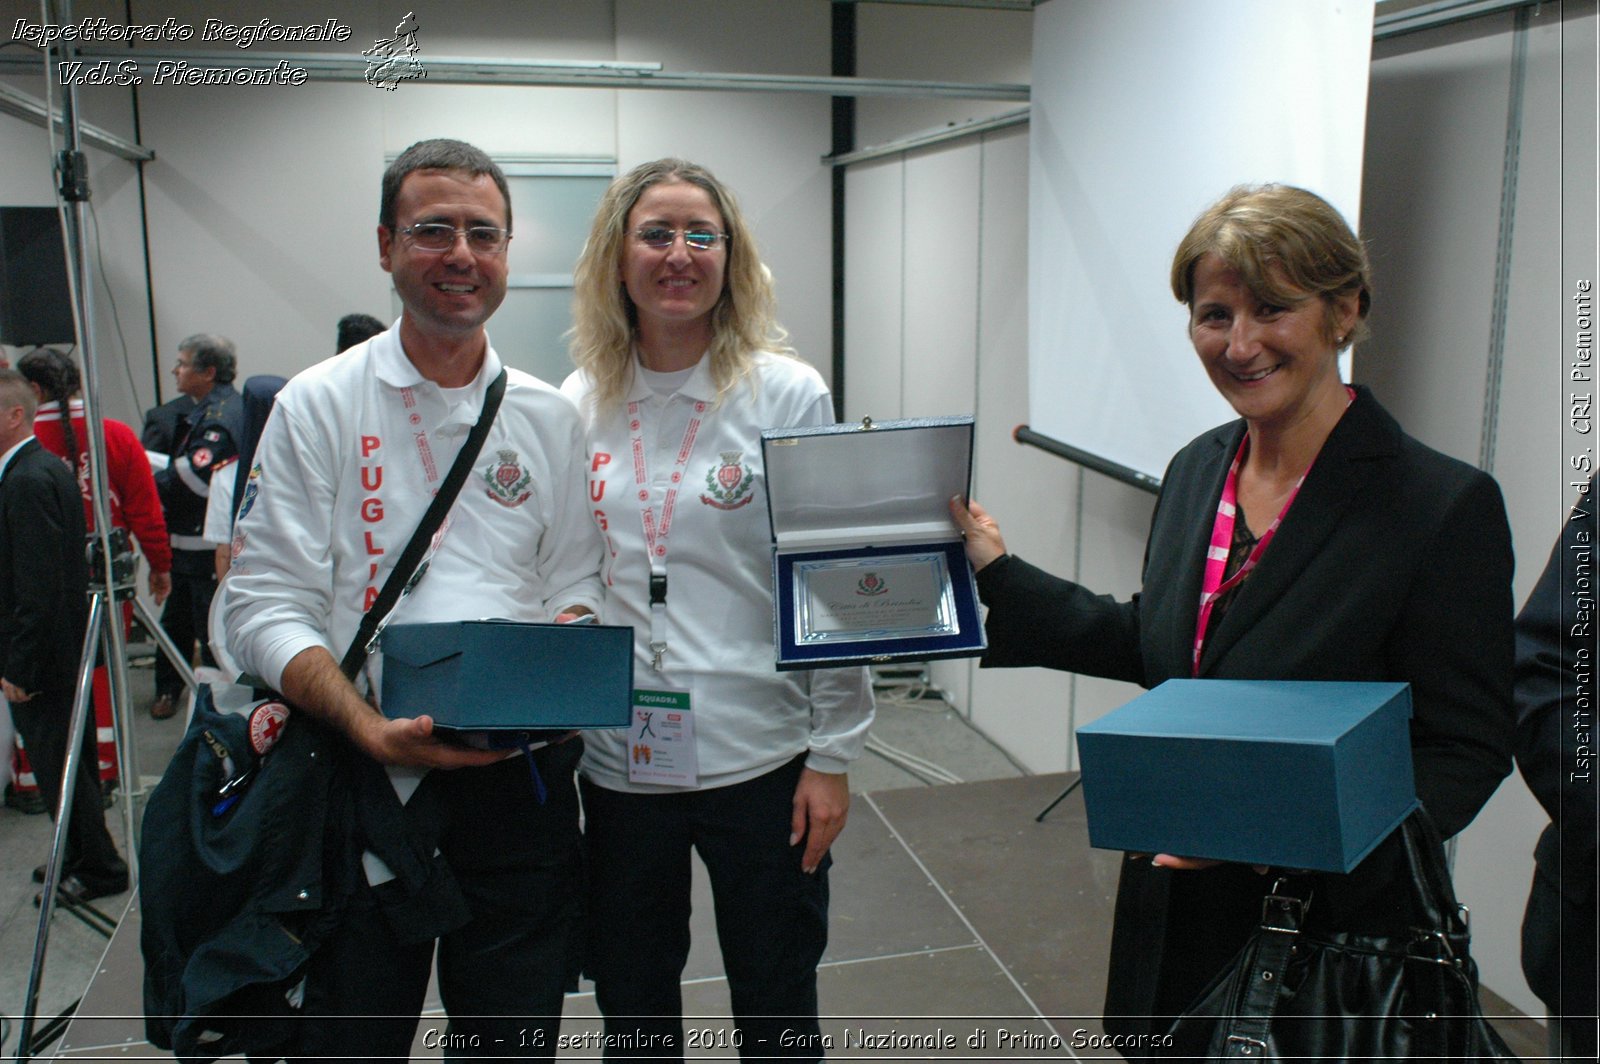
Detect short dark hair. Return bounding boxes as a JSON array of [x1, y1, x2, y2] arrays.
[[379, 139, 512, 234], [336, 313, 386, 352], [180, 333, 238, 385]]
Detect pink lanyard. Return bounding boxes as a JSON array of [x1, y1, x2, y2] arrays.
[[1190, 390, 1352, 674], [627, 398, 707, 670], [399, 384, 452, 545], [1190, 438, 1305, 676], [402, 385, 443, 485]]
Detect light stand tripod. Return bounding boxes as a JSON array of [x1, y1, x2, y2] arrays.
[[15, 0, 195, 1057], [1034, 774, 1082, 822]]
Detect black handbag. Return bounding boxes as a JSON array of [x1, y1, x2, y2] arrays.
[[1163, 809, 1518, 1061]]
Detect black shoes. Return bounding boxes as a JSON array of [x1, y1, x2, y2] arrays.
[[150, 693, 178, 720], [34, 871, 129, 908]]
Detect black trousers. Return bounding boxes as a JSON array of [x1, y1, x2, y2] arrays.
[[289, 739, 585, 1063], [154, 559, 216, 699], [10, 684, 127, 888], [581, 755, 831, 1063]]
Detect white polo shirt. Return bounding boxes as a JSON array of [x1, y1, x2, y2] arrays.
[[221, 327, 604, 702], [562, 351, 873, 793]]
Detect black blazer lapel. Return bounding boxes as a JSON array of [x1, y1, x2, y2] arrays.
[[1196, 388, 1401, 674], [1143, 423, 1240, 682]]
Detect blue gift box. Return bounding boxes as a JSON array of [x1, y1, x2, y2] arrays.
[[380, 620, 634, 733], [1075, 680, 1419, 873], [761, 415, 985, 670]]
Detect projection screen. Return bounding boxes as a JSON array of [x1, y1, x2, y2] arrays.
[[1028, 0, 1375, 484]]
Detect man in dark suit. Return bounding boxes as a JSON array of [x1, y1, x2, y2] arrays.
[[0, 369, 129, 903]]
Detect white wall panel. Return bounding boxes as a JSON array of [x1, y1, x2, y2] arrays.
[[1360, 15, 1515, 465], [616, 0, 832, 384], [965, 128, 1085, 772], [138, 82, 391, 385], [903, 142, 982, 707], [854, 2, 1030, 149], [901, 145, 979, 419], [843, 158, 905, 420], [1028, 0, 1373, 482]]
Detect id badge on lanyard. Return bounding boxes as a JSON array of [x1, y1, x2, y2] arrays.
[[628, 397, 706, 672], [627, 684, 698, 786]]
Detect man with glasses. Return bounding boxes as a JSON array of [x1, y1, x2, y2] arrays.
[[218, 138, 602, 1060], [150, 334, 242, 720]]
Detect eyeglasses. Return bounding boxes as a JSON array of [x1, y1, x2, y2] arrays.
[[398, 223, 512, 255], [633, 226, 727, 251]]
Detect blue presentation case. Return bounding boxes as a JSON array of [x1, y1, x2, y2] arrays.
[[761, 415, 985, 670], [1075, 680, 1419, 873], [380, 620, 634, 733]]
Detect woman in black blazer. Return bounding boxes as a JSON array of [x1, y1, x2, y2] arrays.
[[952, 185, 1514, 1051]]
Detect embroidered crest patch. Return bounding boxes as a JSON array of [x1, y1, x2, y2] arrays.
[[192, 447, 213, 469], [236, 463, 263, 521], [700, 451, 755, 510], [247, 700, 291, 756], [483, 449, 534, 507]]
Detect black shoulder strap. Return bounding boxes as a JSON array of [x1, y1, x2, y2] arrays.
[[338, 368, 508, 679]]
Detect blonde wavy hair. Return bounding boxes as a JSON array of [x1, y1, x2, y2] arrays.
[[1171, 184, 1373, 348], [568, 158, 794, 411]]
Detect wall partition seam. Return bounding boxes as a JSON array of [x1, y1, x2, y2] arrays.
[[832, 0, 856, 419], [1481, 3, 1532, 472], [967, 133, 988, 723], [1067, 470, 1084, 771], [899, 157, 908, 414]]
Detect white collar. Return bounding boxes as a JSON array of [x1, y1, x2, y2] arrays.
[[0, 435, 35, 482]]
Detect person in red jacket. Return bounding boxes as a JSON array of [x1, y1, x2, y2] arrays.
[[17, 349, 172, 605]]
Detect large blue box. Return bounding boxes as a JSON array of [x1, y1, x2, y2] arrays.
[[380, 620, 634, 735], [1075, 680, 1418, 873], [761, 415, 985, 670]]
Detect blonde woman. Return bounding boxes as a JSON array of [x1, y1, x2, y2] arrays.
[[563, 159, 872, 1061]]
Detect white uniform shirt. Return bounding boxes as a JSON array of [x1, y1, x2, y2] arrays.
[[202, 458, 237, 546], [562, 351, 873, 793], [221, 328, 604, 704]]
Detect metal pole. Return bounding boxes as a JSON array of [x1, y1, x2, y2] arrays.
[[41, 0, 143, 873], [16, 593, 104, 1063]]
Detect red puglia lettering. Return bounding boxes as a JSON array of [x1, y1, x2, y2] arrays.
[[593, 508, 608, 532], [591, 452, 612, 473], [361, 465, 383, 491], [369, 562, 379, 580], [590, 478, 606, 502], [364, 531, 383, 556], [361, 435, 381, 458], [361, 498, 383, 522], [364, 586, 379, 610]]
